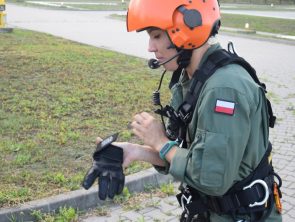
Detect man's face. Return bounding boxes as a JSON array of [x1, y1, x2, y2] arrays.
[[147, 29, 179, 71]]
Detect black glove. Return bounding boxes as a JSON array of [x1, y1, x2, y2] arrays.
[[82, 134, 125, 200]]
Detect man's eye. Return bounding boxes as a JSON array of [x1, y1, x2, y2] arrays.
[[154, 34, 160, 39]]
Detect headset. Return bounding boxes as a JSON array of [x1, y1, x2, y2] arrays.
[[148, 50, 184, 69]]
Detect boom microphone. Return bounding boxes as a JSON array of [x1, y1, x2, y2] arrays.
[[148, 59, 161, 69], [148, 50, 184, 69]]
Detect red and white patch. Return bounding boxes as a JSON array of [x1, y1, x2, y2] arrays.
[[214, 100, 235, 115]]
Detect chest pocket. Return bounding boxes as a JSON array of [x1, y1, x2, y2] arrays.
[[190, 129, 229, 188]]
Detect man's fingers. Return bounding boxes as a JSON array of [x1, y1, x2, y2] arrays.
[[109, 172, 125, 198], [141, 112, 152, 119], [116, 175, 125, 195], [82, 167, 99, 190], [133, 113, 147, 124], [98, 172, 110, 200], [96, 137, 103, 144], [132, 127, 144, 139], [108, 178, 118, 199]]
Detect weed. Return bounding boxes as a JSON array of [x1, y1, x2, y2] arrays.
[[93, 206, 110, 217], [56, 206, 78, 221], [8, 214, 20, 222], [143, 184, 158, 192], [160, 181, 175, 196], [31, 206, 78, 222], [267, 91, 281, 104], [31, 210, 55, 222], [114, 187, 131, 204], [124, 161, 151, 175], [52, 172, 67, 185], [145, 198, 161, 208], [136, 216, 145, 222], [14, 153, 32, 166]]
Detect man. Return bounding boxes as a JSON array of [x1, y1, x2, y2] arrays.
[[83, 0, 283, 221]]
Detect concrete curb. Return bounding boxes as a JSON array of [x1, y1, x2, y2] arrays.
[[0, 168, 174, 222]]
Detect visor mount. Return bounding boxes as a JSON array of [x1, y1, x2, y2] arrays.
[[178, 6, 202, 30]]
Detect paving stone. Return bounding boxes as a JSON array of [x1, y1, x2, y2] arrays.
[[143, 207, 176, 221], [119, 210, 145, 221]]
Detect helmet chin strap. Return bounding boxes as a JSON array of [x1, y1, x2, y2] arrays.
[[167, 49, 193, 89], [176, 48, 193, 69]]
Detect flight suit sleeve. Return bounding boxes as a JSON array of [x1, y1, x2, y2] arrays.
[[169, 86, 253, 195]]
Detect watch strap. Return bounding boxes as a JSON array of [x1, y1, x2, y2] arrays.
[[159, 141, 178, 161]]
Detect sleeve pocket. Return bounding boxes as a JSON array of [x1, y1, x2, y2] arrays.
[[198, 130, 229, 188]]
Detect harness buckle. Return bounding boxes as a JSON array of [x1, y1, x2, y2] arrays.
[[181, 193, 192, 211], [243, 179, 269, 207]]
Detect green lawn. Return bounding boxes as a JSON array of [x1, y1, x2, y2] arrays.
[[1, 0, 294, 209], [0, 29, 171, 207], [7, 0, 130, 10], [221, 13, 295, 36], [111, 13, 295, 36]]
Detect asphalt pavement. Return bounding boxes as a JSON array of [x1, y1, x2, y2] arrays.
[[1, 3, 295, 222]]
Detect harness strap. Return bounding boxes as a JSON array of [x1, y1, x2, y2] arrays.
[[162, 45, 277, 144], [171, 45, 281, 221], [177, 48, 276, 131], [177, 143, 281, 221]]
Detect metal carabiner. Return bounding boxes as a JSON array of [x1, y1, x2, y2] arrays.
[[243, 179, 269, 207]]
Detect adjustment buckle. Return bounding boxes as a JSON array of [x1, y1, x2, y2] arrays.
[[181, 193, 192, 211], [179, 111, 191, 123], [178, 102, 192, 124], [243, 179, 269, 208]]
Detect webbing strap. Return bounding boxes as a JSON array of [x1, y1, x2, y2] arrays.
[[178, 143, 276, 219], [178, 48, 276, 130], [228, 143, 273, 192], [184, 50, 231, 109]]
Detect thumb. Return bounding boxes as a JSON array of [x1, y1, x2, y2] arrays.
[[82, 166, 99, 190], [96, 137, 103, 144]]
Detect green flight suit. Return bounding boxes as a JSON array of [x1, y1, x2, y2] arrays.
[[157, 43, 282, 221]]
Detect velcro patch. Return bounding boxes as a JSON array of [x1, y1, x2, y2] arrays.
[[215, 99, 235, 115]]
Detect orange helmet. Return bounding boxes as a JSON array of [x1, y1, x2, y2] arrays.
[[127, 0, 221, 49]]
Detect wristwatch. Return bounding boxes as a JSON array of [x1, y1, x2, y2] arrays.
[[159, 141, 178, 161]]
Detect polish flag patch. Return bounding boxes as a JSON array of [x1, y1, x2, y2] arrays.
[[215, 99, 235, 115]]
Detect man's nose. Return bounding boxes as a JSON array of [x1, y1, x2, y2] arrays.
[[148, 39, 156, 53]]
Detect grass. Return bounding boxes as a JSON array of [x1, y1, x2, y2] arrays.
[[220, 2, 295, 10], [113, 183, 174, 211], [7, 0, 295, 11], [30, 206, 78, 222], [1, 0, 293, 211], [7, 0, 130, 11], [24, 182, 175, 221], [221, 13, 295, 36], [0, 29, 171, 208], [220, 0, 295, 5], [110, 13, 295, 36]]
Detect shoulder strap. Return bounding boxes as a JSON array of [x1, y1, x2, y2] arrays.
[[178, 45, 276, 129], [178, 49, 233, 125]]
